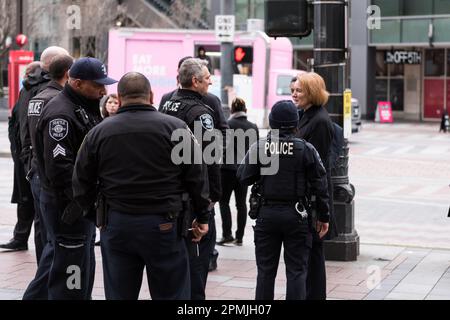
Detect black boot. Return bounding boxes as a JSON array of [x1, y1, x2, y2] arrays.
[[0, 239, 28, 251]]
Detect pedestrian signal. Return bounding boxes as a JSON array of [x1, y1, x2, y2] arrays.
[[264, 0, 312, 38], [234, 46, 253, 64]]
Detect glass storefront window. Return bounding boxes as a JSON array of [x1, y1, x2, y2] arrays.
[[434, 0, 450, 15], [390, 63, 404, 77], [371, 0, 401, 16], [375, 79, 388, 103], [402, 19, 429, 43], [434, 18, 450, 43], [404, 0, 432, 15], [390, 79, 404, 111], [376, 51, 387, 76], [448, 50, 450, 77], [425, 49, 445, 77], [375, 50, 405, 111], [372, 0, 450, 15]]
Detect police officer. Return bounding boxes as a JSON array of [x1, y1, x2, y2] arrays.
[[1, 62, 42, 253], [72, 72, 209, 300], [22, 54, 74, 300], [160, 58, 221, 300], [1, 48, 68, 256], [31, 57, 117, 300], [159, 56, 228, 272], [237, 101, 330, 300]]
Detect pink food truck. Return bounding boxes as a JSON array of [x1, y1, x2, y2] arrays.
[[108, 28, 301, 127]]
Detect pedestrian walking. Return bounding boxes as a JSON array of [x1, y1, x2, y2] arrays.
[[72, 72, 209, 300], [218, 97, 258, 246], [237, 100, 330, 300]]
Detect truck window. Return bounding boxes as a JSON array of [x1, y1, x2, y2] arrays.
[[277, 75, 294, 96]]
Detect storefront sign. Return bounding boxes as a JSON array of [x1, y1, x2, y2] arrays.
[[375, 101, 393, 123], [385, 51, 421, 64]]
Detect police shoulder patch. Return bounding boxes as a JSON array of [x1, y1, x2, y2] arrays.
[[49, 119, 69, 141], [199, 114, 214, 131]]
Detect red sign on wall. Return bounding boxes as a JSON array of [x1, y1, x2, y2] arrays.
[[375, 101, 393, 123]]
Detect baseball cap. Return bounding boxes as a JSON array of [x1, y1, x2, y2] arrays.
[[69, 57, 117, 85]]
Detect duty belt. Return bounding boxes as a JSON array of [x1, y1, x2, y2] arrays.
[[263, 199, 309, 220]]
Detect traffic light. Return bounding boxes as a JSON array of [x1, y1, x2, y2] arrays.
[[234, 46, 253, 64], [264, 0, 312, 38]]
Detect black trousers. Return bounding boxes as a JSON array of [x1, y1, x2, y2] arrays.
[[101, 210, 190, 300], [219, 170, 248, 240], [254, 206, 312, 300], [306, 233, 327, 300], [24, 190, 95, 300], [188, 213, 216, 300], [29, 174, 47, 263]]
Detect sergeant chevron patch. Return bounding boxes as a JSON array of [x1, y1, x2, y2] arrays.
[[53, 144, 66, 158]]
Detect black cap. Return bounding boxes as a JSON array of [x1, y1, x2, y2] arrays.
[[269, 100, 299, 129], [69, 57, 117, 85]]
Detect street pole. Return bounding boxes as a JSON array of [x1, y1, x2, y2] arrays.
[[220, 0, 234, 119], [16, 0, 24, 35], [312, 0, 359, 261]]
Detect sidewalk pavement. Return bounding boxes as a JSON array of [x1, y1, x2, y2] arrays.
[[1, 219, 450, 300]]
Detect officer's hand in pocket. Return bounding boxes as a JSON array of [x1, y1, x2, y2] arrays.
[[316, 222, 329, 239]]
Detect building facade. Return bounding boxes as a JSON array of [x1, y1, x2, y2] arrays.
[[352, 0, 450, 121]]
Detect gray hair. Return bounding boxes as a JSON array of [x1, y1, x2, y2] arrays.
[[178, 58, 209, 88]]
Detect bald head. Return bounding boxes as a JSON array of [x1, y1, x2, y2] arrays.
[[40, 46, 70, 71], [117, 72, 153, 106]]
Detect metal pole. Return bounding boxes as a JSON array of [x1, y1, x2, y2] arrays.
[[220, 0, 234, 119], [17, 0, 24, 35], [313, 0, 359, 261]]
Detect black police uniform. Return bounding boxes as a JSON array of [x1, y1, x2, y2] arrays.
[[161, 88, 221, 300], [22, 80, 64, 300], [160, 89, 229, 140], [29, 84, 102, 300], [2, 68, 49, 256], [161, 89, 228, 271], [237, 102, 330, 300], [297, 104, 335, 300], [72, 104, 211, 300]]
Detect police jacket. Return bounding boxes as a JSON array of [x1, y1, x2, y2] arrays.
[[72, 104, 211, 223], [237, 131, 330, 223], [160, 89, 229, 142], [296, 105, 334, 170], [8, 90, 33, 204], [35, 84, 102, 201], [18, 68, 51, 169], [27, 81, 64, 175], [161, 89, 222, 202], [222, 112, 259, 172]]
